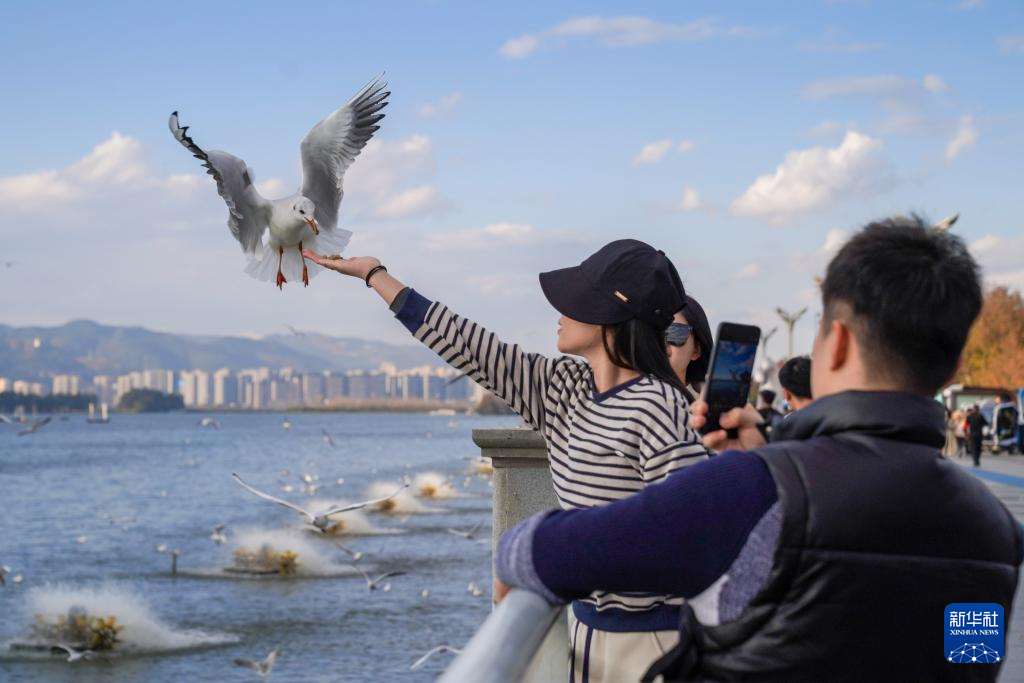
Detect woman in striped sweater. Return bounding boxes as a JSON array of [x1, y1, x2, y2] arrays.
[[305, 239, 711, 683]]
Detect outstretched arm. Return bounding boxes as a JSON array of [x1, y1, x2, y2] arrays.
[[305, 250, 579, 434]]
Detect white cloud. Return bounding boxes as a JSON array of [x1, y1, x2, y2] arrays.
[[732, 131, 887, 223], [342, 135, 449, 221], [426, 223, 585, 251], [821, 228, 851, 253], [0, 132, 161, 208], [631, 138, 697, 165], [732, 263, 761, 280], [997, 35, 1024, 54], [255, 178, 288, 197], [374, 185, 446, 218], [923, 74, 949, 94], [678, 186, 700, 211], [632, 139, 673, 165], [803, 74, 947, 103], [416, 92, 463, 119], [969, 233, 1024, 290], [500, 16, 761, 59], [945, 115, 978, 162]]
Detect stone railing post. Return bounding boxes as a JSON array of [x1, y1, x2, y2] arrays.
[[473, 427, 569, 682]]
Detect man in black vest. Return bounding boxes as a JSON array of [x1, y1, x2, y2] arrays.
[[493, 215, 1023, 682]]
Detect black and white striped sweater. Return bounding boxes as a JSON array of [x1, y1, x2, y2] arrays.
[[394, 288, 709, 622]]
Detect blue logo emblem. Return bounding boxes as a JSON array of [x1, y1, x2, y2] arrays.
[[945, 603, 1004, 663]]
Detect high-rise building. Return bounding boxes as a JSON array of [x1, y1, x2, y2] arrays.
[[323, 372, 347, 401], [142, 369, 174, 393], [302, 373, 325, 406], [91, 375, 115, 404], [52, 374, 81, 396], [213, 368, 237, 407]]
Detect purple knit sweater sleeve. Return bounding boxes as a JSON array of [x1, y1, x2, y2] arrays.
[[494, 450, 778, 604]]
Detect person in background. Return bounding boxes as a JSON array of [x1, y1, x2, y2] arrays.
[[966, 403, 987, 467], [665, 295, 713, 401], [777, 356, 813, 412], [492, 215, 1022, 682], [755, 388, 784, 440], [305, 239, 710, 683]]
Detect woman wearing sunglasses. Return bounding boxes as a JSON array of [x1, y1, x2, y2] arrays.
[[665, 295, 713, 401], [304, 239, 710, 683]]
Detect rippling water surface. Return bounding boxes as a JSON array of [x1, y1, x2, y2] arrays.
[[0, 411, 517, 682]]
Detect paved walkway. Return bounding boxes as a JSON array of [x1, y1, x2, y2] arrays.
[[953, 452, 1024, 681]]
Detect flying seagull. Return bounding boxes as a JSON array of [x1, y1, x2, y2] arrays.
[[232, 473, 407, 532], [934, 213, 959, 232], [18, 416, 51, 436], [210, 523, 228, 544], [51, 644, 92, 662], [234, 649, 279, 678], [351, 563, 405, 591], [0, 564, 10, 586], [334, 542, 364, 562], [321, 429, 336, 448], [169, 75, 389, 289], [410, 645, 463, 671], [283, 324, 306, 336]]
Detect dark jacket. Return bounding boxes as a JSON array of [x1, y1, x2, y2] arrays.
[[646, 391, 1023, 682]]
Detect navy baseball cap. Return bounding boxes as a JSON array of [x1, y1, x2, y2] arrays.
[[539, 239, 686, 329]]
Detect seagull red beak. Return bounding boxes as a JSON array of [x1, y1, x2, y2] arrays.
[[306, 217, 319, 235]]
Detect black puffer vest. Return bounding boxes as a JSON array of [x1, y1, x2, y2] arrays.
[[645, 391, 1023, 682]]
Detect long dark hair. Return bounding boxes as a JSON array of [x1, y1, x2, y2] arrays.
[[602, 319, 689, 395]]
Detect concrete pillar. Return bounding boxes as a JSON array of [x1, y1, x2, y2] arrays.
[[473, 427, 569, 683]]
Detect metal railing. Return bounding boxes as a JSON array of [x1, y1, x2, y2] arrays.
[[439, 428, 569, 682]]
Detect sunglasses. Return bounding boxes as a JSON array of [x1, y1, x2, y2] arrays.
[[665, 323, 693, 347]]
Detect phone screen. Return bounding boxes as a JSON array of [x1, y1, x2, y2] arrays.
[[701, 324, 760, 434]]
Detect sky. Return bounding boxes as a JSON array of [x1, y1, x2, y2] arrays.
[[1, 0, 1022, 362]]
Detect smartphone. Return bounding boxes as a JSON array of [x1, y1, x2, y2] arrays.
[[700, 322, 761, 435]]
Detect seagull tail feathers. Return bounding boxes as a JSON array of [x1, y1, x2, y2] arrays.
[[243, 229, 353, 284]]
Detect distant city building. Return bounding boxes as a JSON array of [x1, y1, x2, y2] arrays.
[[302, 373, 325, 406], [52, 374, 81, 396], [213, 368, 238, 407]]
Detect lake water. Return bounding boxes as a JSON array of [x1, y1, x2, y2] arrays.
[[0, 412, 519, 682]]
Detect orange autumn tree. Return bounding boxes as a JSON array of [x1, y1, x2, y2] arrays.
[[957, 286, 1024, 389]]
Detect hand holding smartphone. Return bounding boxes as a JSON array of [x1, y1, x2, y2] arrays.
[[699, 322, 761, 436]]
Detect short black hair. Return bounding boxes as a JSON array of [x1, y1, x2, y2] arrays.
[[821, 214, 982, 395], [759, 389, 776, 405], [779, 356, 812, 399]]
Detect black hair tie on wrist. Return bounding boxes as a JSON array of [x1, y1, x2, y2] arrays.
[[365, 265, 387, 287]]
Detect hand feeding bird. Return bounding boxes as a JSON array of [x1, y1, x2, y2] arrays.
[[168, 75, 389, 289], [232, 473, 407, 532]]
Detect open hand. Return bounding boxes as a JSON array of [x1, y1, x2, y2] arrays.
[[302, 250, 380, 280], [690, 400, 767, 451]]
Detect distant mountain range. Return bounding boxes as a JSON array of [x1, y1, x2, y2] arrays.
[[0, 320, 440, 381]]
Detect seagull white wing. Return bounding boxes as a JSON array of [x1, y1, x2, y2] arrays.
[[411, 645, 461, 671], [233, 658, 261, 671], [299, 75, 390, 233], [169, 112, 272, 255], [373, 571, 406, 583], [320, 484, 407, 516], [263, 649, 279, 668], [232, 473, 313, 521]]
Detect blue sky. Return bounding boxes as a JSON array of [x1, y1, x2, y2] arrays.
[[1, 0, 1022, 362]]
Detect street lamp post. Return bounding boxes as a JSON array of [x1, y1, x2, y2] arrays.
[[775, 307, 808, 360]]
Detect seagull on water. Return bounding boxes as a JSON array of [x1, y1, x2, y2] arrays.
[[351, 563, 405, 592], [169, 75, 389, 289], [234, 648, 279, 678], [51, 644, 92, 662], [233, 473, 406, 532], [199, 417, 221, 429], [18, 416, 51, 436], [447, 523, 484, 540], [410, 645, 463, 671]]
